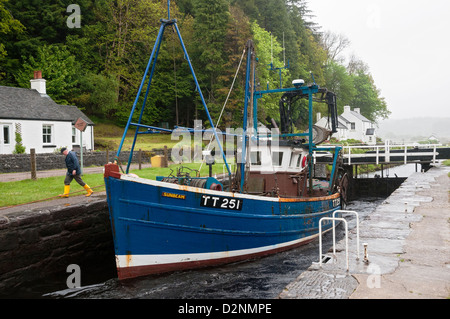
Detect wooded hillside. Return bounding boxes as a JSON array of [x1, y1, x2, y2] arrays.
[[0, 0, 390, 130]]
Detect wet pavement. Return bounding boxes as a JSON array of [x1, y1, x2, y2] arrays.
[[279, 163, 450, 299]]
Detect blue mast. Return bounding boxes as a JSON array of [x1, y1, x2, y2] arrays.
[[115, 0, 231, 177], [240, 40, 254, 192]]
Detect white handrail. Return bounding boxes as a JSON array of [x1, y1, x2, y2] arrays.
[[333, 210, 360, 261], [319, 217, 349, 271], [337, 143, 441, 165]]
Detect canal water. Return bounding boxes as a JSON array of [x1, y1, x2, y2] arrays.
[[40, 197, 384, 299], [361, 163, 421, 178]]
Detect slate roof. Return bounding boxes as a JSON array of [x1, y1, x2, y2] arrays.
[[0, 86, 93, 125], [341, 111, 371, 123]]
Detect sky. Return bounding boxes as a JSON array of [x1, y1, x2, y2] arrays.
[[307, 0, 450, 120]]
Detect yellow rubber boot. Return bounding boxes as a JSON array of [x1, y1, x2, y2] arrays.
[[59, 185, 70, 198], [83, 184, 93, 197]]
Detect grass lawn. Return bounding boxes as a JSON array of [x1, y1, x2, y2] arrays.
[[0, 162, 230, 208], [94, 122, 191, 151]]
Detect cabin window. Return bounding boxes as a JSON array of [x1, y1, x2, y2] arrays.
[[42, 125, 53, 144], [296, 155, 302, 168], [290, 154, 298, 167], [250, 151, 261, 165], [272, 151, 284, 166]]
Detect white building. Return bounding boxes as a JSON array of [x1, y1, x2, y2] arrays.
[[316, 106, 376, 145], [0, 71, 94, 154]]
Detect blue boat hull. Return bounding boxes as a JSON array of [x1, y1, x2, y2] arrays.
[[104, 164, 341, 280]]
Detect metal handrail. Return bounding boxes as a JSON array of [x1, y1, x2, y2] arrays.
[[333, 210, 360, 260], [319, 217, 349, 271], [340, 143, 441, 165], [318, 210, 360, 272]]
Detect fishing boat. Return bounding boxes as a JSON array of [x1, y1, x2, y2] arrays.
[[104, 1, 345, 280]]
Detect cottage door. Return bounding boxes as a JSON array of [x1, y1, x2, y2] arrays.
[[0, 123, 12, 154]]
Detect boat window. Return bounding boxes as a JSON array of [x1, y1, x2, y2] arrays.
[[250, 151, 261, 165], [272, 151, 284, 166], [296, 155, 302, 167], [290, 154, 298, 167]]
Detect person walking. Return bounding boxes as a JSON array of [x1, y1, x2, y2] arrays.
[[59, 147, 93, 198]]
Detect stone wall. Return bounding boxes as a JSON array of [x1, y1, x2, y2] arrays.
[[0, 150, 156, 173], [0, 199, 116, 295]]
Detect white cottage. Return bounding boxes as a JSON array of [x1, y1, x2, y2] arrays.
[[0, 71, 94, 154], [316, 106, 376, 145]]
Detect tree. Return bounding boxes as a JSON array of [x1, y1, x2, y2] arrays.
[[0, 0, 24, 82], [215, 4, 252, 128], [251, 21, 290, 123], [71, 73, 119, 118], [349, 58, 390, 122], [15, 44, 80, 105], [320, 31, 351, 63], [323, 61, 356, 112], [350, 69, 390, 122], [191, 0, 230, 123]]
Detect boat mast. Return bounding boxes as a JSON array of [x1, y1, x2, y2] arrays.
[[115, 0, 231, 177], [240, 40, 255, 193]]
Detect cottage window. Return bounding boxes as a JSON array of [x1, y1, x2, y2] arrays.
[[3, 125, 10, 144], [350, 123, 356, 130], [72, 126, 76, 144], [42, 125, 53, 144]]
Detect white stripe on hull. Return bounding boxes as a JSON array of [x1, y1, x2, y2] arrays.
[[116, 232, 320, 269]]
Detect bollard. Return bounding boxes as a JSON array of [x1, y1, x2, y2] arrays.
[[363, 243, 369, 264], [30, 148, 37, 180], [138, 149, 142, 170]]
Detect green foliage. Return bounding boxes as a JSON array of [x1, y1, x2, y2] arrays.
[[71, 73, 119, 118], [0, 0, 390, 129], [251, 20, 296, 123], [0, 0, 25, 81], [350, 67, 390, 122], [13, 132, 26, 154], [15, 44, 80, 105]]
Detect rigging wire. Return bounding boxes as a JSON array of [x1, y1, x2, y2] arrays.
[[198, 47, 247, 172]]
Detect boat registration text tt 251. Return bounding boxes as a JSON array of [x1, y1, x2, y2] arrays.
[[200, 195, 243, 211]]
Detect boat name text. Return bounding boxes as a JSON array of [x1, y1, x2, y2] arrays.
[[162, 192, 186, 200]]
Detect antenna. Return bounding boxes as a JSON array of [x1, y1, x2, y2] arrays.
[[310, 71, 316, 85], [271, 33, 273, 65]]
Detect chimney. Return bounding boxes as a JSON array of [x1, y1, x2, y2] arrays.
[[316, 112, 321, 122], [344, 105, 351, 113], [30, 70, 47, 96], [354, 108, 360, 114]]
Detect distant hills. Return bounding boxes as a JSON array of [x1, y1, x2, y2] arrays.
[[376, 117, 450, 144]]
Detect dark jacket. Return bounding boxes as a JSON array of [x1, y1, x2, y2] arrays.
[[65, 151, 81, 176]]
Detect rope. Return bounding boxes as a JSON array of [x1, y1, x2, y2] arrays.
[[0, 184, 106, 211], [199, 48, 247, 172]]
